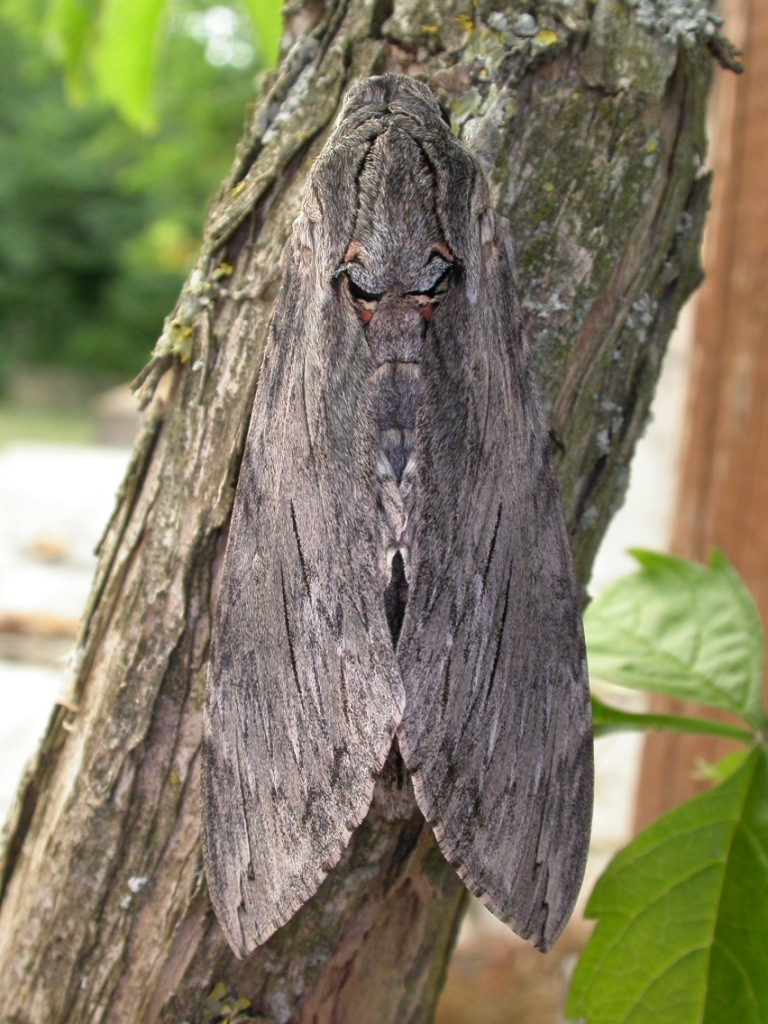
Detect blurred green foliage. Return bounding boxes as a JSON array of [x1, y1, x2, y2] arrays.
[[0, 0, 284, 388]]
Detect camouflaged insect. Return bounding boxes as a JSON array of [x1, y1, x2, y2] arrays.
[[202, 74, 593, 960]]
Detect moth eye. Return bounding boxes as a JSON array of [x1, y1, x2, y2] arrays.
[[347, 277, 384, 303], [343, 274, 383, 325], [421, 267, 452, 298], [406, 262, 454, 305]]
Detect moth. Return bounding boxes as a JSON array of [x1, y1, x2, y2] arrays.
[[202, 73, 593, 960]]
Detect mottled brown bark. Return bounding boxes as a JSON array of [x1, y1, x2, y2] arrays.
[[0, 1, 716, 1021]]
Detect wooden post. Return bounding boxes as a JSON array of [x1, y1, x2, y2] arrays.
[[635, 0, 768, 829]]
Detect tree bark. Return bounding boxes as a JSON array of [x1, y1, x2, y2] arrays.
[[0, 1, 716, 1021]]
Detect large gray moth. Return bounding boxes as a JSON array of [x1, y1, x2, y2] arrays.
[[202, 73, 593, 960]]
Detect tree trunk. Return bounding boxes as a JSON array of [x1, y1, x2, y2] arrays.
[[0, 1, 717, 1021]]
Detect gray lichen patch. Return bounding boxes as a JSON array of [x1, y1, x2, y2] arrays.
[[479, 0, 592, 31], [583, 0, 723, 99], [583, 0, 678, 98], [383, 0, 477, 52], [625, 0, 722, 44], [499, 77, 671, 390]]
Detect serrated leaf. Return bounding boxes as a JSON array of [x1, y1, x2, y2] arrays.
[[567, 747, 768, 1024], [585, 550, 766, 730]]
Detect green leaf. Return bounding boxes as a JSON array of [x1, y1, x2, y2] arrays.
[[44, 0, 167, 127], [45, 0, 97, 68], [91, 0, 167, 129], [567, 747, 768, 1024], [44, 0, 100, 98], [592, 696, 753, 743], [694, 750, 750, 785], [0, 4, 257, 380], [239, 0, 281, 67], [585, 550, 766, 730]]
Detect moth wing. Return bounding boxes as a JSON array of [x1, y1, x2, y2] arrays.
[[397, 213, 593, 952], [202, 244, 403, 958]]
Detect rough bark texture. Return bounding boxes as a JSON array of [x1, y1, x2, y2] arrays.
[[0, 1, 716, 1022]]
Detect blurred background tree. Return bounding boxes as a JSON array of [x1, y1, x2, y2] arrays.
[[0, 0, 280, 390]]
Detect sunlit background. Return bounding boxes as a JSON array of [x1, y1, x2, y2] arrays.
[[0, 1, 275, 401], [0, 0, 762, 1021]]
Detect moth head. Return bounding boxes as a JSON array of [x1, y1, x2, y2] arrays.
[[337, 243, 455, 325]]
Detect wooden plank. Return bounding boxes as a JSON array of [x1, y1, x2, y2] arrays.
[[635, 0, 768, 828]]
